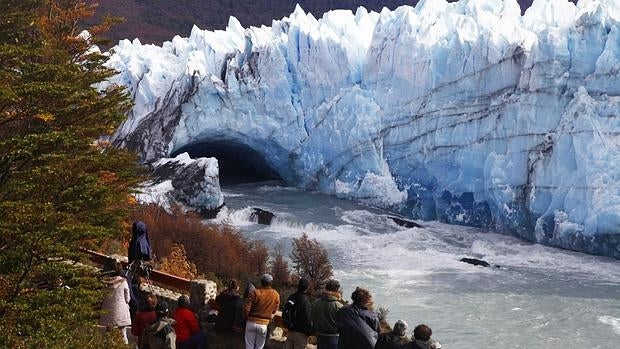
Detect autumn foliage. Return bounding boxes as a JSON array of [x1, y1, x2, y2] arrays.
[[158, 244, 200, 280], [270, 243, 291, 287], [132, 204, 270, 284], [290, 233, 333, 290]]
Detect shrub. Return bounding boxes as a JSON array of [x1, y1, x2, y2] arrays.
[[290, 233, 333, 290], [131, 204, 269, 283], [270, 243, 291, 287]]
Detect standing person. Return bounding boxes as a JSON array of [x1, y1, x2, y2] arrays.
[[127, 220, 152, 319], [132, 294, 158, 349], [283, 277, 313, 349], [99, 261, 132, 344], [311, 279, 344, 349], [172, 295, 206, 349], [405, 324, 433, 349], [234, 282, 256, 331], [128, 221, 152, 264], [336, 287, 380, 349], [243, 274, 280, 349], [214, 279, 244, 348], [144, 301, 176, 349], [374, 320, 409, 349]]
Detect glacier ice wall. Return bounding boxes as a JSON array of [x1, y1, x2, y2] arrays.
[[108, 0, 620, 258]]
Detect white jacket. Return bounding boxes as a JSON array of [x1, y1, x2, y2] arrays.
[[99, 275, 131, 327]]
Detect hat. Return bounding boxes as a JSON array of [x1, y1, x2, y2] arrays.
[[155, 301, 169, 318], [393, 320, 408, 336], [260, 273, 273, 284]]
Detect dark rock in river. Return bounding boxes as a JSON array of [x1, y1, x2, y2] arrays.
[[459, 257, 491, 267], [250, 207, 275, 225], [388, 216, 423, 228]]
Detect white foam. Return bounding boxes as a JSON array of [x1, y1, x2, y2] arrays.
[[598, 316, 620, 335]]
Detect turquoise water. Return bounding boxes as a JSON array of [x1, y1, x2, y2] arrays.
[[214, 182, 620, 348]]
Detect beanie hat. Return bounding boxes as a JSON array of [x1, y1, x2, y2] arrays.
[[393, 320, 408, 336], [155, 301, 169, 318], [260, 273, 273, 285]]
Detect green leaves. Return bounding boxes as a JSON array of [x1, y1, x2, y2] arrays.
[[0, 1, 144, 347]]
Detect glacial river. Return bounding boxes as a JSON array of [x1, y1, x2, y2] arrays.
[[214, 181, 620, 349]]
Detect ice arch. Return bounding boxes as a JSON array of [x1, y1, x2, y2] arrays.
[[171, 139, 283, 185]]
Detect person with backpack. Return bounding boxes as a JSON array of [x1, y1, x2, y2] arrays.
[[335, 287, 380, 349], [143, 301, 176, 349], [311, 279, 344, 349], [283, 277, 313, 349]]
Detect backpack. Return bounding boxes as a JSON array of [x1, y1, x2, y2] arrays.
[[282, 297, 297, 329]]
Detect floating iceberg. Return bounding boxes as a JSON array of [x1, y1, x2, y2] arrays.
[[108, 0, 620, 258]]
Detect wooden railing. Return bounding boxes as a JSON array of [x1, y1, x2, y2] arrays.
[[84, 249, 284, 327]]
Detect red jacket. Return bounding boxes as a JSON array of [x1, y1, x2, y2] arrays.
[[131, 309, 157, 347], [172, 307, 199, 342]]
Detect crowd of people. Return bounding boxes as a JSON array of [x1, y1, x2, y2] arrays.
[[98, 221, 442, 349]]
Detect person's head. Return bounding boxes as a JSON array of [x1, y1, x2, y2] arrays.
[[393, 320, 408, 337], [325, 279, 340, 292], [145, 294, 158, 310], [413, 324, 432, 342], [155, 301, 169, 319], [260, 273, 273, 287], [227, 278, 239, 291], [178, 295, 190, 309], [113, 260, 124, 275], [297, 277, 310, 293], [351, 287, 373, 307], [132, 221, 147, 237], [243, 282, 256, 298]]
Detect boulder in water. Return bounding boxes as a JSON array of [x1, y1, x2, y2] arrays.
[[459, 257, 491, 267], [250, 207, 275, 225], [388, 216, 423, 228]]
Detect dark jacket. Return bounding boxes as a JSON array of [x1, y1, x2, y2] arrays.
[[214, 289, 242, 333], [405, 339, 432, 349], [374, 332, 409, 349], [311, 291, 343, 336], [128, 221, 152, 263], [285, 291, 313, 335], [336, 303, 380, 349]]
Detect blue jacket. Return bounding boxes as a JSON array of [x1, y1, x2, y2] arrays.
[[336, 303, 380, 349], [128, 221, 152, 263]]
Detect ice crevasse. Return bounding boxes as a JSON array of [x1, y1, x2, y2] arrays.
[[107, 0, 620, 258]]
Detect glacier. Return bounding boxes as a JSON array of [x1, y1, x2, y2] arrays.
[[107, 0, 620, 258]]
